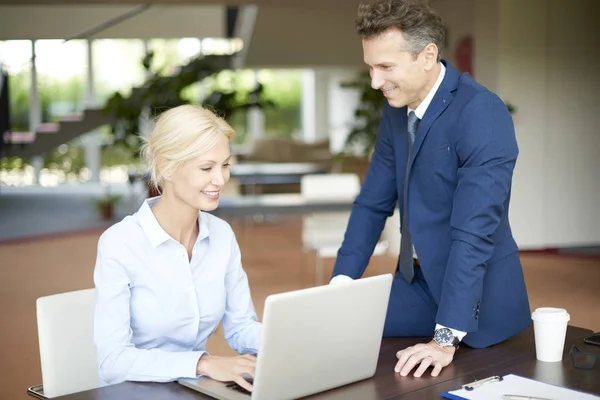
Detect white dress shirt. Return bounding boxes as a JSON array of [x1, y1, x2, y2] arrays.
[[331, 63, 466, 341], [94, 197, 262, 385]]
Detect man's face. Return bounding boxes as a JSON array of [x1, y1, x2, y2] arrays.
[[363, 28, 430, 109]]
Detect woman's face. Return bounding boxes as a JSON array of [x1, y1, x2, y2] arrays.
[[165, 134, 231, 211]]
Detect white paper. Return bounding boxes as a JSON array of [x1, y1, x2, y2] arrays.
[[447, 374, 600, 400]]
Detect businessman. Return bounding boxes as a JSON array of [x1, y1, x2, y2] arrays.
[[331, 0, 531, 378]]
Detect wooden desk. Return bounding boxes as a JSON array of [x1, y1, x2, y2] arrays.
[[128, 163, 329, 188], [230, 163, 330, 195], [231, 162, 329, 179], [52, 326, 599, 400], [211, 194, 354, 218]]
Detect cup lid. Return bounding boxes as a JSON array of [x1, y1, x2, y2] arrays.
[[531, 307, 570, 322]]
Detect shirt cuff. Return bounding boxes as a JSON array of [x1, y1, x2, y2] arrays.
[[175, 350, 206, 379], [329, 275, 354, 285], [435, 324, 467, 341]]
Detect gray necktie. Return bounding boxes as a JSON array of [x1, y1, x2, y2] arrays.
[[399, 111, 420, 283]]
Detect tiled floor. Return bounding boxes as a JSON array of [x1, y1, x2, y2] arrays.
[[0, 215, 599, 400]]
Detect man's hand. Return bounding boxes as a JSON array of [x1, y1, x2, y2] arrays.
[[394, 341, 455, 377], [197, 354, 257, 392]]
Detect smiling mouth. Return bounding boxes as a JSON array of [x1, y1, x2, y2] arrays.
[[382, 86, 398, 95], [202, 191, 220, 200]]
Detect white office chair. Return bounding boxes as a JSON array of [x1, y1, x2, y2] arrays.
[[27, 288, 98, 398], [300, 173, 389, 285]]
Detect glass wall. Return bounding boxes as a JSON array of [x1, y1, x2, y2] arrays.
[[0, 40, 33, 131], [35, 39, 86, 119], [93, 39, 147, 102], [0, 37, 304, 185]]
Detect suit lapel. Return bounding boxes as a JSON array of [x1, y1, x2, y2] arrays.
[[408, 94, 451, 167], [408, 61, 460, 169]]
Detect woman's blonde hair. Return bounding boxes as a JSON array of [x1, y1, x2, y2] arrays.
[[140, 104, 235, 191]]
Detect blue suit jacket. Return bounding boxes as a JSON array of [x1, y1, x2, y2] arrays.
[[332, 61, 531, 348]]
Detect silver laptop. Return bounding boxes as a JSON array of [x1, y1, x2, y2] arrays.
[[178, 273, 393, 400]]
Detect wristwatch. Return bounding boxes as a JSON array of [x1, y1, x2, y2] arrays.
[[433, 327, 460, 349]]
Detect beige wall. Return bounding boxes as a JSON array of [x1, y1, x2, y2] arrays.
[[244, 4, 364, 68], [543, 0, 600, 247], [475, 0, 600, 248], [433, 0, 475, 69], [473, 0, 500, 92], [245, 1, 475, 69]]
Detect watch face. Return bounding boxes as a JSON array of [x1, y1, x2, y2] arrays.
[[434, 328, 454, 345]]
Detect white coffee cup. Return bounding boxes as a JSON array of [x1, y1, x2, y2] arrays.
[[531, 307, 570, 362]]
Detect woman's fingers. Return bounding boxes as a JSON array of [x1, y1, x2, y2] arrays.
[[233, 375, 253, 392]]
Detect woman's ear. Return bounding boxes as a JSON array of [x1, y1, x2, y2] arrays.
[[156, 159, 170, 183]]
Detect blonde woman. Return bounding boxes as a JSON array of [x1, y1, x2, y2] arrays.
[[93, 105, 260, 392]]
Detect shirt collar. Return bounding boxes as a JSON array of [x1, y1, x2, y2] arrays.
[[137, 196, 210, 247], [408, 62, 446, 119], [198, 211, 210, 242]]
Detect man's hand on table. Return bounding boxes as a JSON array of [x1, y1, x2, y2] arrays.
[[394, 340, 456, 377]]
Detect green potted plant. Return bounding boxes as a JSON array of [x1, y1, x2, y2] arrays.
[[330, 70, 384, 182], [95, 194, 121, 220], [338, 69, 385, 159], [102, 51, 275, 196], [103, 52, 274, 158]]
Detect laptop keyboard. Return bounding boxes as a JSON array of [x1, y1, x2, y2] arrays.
[[225, 376, 253, 396]]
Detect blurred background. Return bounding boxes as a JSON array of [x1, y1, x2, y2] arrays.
[[0, 0, 599, 398]]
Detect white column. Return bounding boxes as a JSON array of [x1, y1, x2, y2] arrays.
[[246, 70, 265, 141], [301, 69, 329, 143], [83, 39, 102, 183], [30, 157, 44, 185], [301, 70, 316, 143], [29, 41, 41, 132], [139, 39, 152, 139], [231, 5, 258, 70], [85, 39, 96, 108], [29, 40, 43, 185], [314, 70, 330, 143], [82, 133, 102, 183], [328, 68, 362, 155]]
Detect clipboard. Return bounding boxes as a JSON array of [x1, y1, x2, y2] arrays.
[[440, 374, 600, 400]]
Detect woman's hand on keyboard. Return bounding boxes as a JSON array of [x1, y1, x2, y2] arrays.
[[196, 354, 257, 392]]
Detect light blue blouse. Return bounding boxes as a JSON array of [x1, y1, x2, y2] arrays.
[[93, 197, 261, 385]]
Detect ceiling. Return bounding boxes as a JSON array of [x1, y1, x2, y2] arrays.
[[0, 1, 367, 68], [0, 0, 358, 7], [0, 5, 225, 40]]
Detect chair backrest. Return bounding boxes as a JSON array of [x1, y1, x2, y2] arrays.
[[300, 173, 362, 249], [300, 173, 361, 200], [36, 288, 98, 397]]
